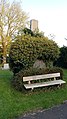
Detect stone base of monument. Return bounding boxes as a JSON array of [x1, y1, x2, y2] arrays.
[[3, 63, 9, 70]]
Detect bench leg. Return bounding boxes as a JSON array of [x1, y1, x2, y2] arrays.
[[31, 87, 34, 90]]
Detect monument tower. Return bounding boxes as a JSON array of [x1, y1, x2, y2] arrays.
[[30, 19, 38, 31]]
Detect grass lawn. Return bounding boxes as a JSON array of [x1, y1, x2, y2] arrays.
[[0, 69, 67, 119]]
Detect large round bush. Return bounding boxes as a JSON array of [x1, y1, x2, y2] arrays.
[[9, 35, 60, 74]]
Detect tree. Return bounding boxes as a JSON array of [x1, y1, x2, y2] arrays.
[[18, 27, 34, 36], [17, 27, 44, 38], [48, 33, 55, 40], [0, 46, 3, 64], [0, 0, 28, 64], [54, 46, 67, 68], [33, 28, 44, 37]]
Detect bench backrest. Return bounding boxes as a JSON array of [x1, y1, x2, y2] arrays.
[[23, 73, 60, 82]]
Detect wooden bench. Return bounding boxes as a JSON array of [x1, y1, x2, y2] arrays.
[[23, 73, 66, 89]]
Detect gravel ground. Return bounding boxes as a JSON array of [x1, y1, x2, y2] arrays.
[[16, 101, 67, 119]]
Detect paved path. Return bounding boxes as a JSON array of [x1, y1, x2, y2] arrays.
[[17, 101, 67, 119]]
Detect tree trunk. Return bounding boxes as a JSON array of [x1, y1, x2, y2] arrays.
[[2, 38, 7, 65]]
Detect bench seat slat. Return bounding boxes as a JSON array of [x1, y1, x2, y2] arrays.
[[23, 73, 60, 82], [24, 80, 66, 89]]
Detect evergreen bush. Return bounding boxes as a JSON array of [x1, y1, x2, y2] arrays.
[[9, 35, 60, 74]]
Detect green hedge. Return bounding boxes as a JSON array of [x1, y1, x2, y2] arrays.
[[12, 67, 63, 91], [9, 35, 60, 74], [54, 46, 67, 68]]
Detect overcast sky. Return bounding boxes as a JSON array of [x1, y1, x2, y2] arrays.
[[10, 0, 67, 47]]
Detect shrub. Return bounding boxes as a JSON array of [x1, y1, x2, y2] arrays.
[[54, 46, 67, 68], [12, 67, 63, 91], [9, 35, 60, 74]]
